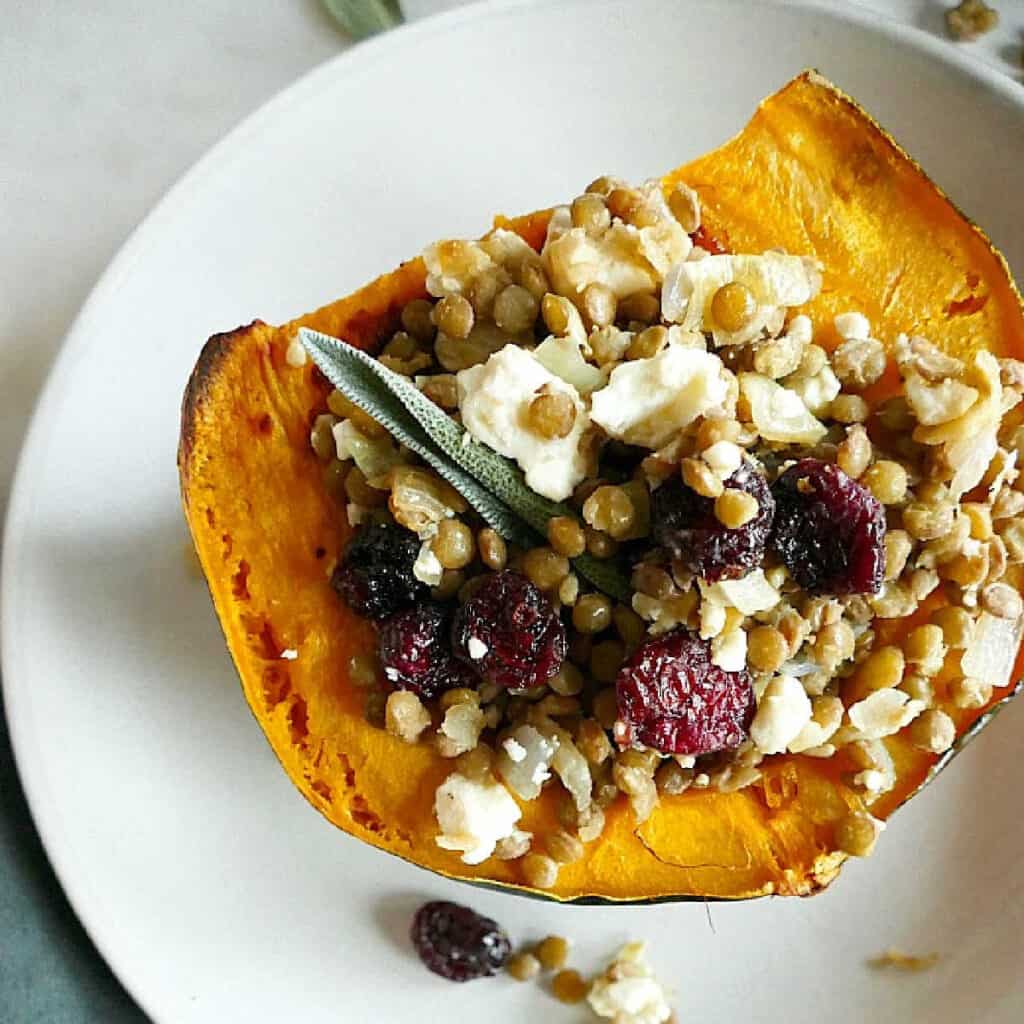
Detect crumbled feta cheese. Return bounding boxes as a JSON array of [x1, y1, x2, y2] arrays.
[[587, 942, 673, 1024], [699, 598, 727, 640], [413, 540, 444, 586], [279, 648, 298, 661], [848, 688, 926, 739], [590, 345, 729, 449], [834, 311, 871, 341], [422, 238, 493, 297], [467, 637, 488, 660], [434, 772, 521, 865], [546, 222, 659, 299], [693, 772, 710, 787], [502, 738, 527, 763], [711, 627, 747, 671], [855, 768, 887, 793], [662, 252, 816, 335], [786, 313, 814, 346], [750, 674, 813, 755], [701, 569, 781, 615], [457, 345, 590, 501], [739, 372, 827, 444], [788, 365, 841, 416], [788, 695, 843, 753], [285, 335, 308, 367], [702, 440, 743, 480]]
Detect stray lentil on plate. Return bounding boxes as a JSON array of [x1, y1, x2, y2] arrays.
[[302, 169, 1024, 886]]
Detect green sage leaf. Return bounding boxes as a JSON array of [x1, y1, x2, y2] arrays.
[[299, 328, 631, 602]]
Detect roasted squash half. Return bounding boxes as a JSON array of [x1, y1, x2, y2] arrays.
[[179, 71, 1024, 902]]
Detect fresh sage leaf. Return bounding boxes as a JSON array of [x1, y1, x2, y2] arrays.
[[300, 328, 632, 602]]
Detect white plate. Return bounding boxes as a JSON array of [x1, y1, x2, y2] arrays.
[[5, 1, 1024, 1021]]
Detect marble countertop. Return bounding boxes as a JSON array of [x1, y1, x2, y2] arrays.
[[1, 2, 1020, 1020]]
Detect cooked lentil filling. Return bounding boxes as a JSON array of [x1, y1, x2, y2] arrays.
[[303, 174, 1024, 889]]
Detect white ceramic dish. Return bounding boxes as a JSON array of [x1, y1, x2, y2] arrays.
[[5, 1, 1024, 1021]]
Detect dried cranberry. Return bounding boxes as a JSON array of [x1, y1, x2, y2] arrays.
[[410, 900, 510, 982], [652, 461, 775, 581], [452, 570, 566, 689], [378, 603, 475, 699], [615, 629, 755, 755], [331, 523, 428, 620], [770, 458, 885, 595]]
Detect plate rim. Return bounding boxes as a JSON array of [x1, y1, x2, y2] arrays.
[[4, 1, 1023, 1020]]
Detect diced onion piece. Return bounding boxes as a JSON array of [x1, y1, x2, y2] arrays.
[[739, 373, 826, 444], [534, 335, 606, 395], [961, 611, 1023, 689], [661, 252, 815, 330], [702, 569, 781, 615]]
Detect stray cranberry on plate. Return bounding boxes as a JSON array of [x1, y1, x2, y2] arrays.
[[411, 900, 511, 982]]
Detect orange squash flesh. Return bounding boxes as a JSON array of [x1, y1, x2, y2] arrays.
[[180, 72, 1024, 902]]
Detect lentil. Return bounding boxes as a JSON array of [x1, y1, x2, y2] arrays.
[[592, 687, 619, 730], [710, 282, 757, 333], [837, 424, 873, 479], [545, 829, 585, 864], [585, 527, 619, 559], [433, 293, 475, 339], [627, 324, 669, 360], [432, 519, 475, 570], [573, 593, 613, 634], [521, 853, 559, 890], [903, 624, 946, 674], [862, 461, 908, 505], [494, 284, 539, 334], [571, 192, 611, 235], [747, 625, 789, 672], [535, 936, 570, 971], [506, 953, 540, 982], [551, 970, 589, 1005], [549, 662, 584, 696], [618, 291, 661, 325], [548, 515, 586, 557], [527, 386, 577, 440], [558, 573, 579, 606], [590, 640, 625, 683], [831, 394, 870, 424], [477, 528, 507, 571], [522, 547, 570, 591], [400, 298, 436, 343], [576, 718, 612, 764], [681, 457, 724, 498], [835, 812, 881, 857], [582, 282, 618, 329], [714, 488, 759, 528], [907, 708, 956, 753]]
